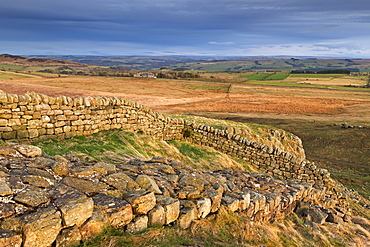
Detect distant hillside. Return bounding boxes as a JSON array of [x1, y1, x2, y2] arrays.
[[24, 55, 370, 72], [0, 54, 85, 66], [0, 54, 134, 76]]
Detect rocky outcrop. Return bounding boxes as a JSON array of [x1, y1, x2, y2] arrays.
[[0, 145, 351, 247]]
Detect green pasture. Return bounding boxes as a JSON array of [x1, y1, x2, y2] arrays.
[[0, 64, 25, 70], [246, 74, 268, 80], [264, 73, 290, 80]]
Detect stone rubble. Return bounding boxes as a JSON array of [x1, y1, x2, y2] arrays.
[[0, 145, 353, 247]]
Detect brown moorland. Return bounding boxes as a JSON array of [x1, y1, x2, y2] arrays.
[[0, 75, 369, 123]]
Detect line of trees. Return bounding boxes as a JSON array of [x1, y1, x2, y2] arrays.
[[291, 69, 352, 74]]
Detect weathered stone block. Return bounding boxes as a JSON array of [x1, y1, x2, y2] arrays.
[[123, 190, 156, 215], [55, 227, 82, 247], [14, 186, 49, 207], [21, 205, 62, 247], [177, 207, 198, 229], [0, 229, 22, 247], [126, 215, 148, 234], [55, 190, 94, 227], [196, 198, 212, 218], [62, 177, 108, 193], [0, 178, 12, 196], [51, 161, 70, 176], [13, 145, 42, 157], [156, 195, 180, 224], [136, 175, 162, 194], [93, 193, 134, 228], [79, 209, 108, 241], [147, 205, 166, 226], [103, 173, 140, 191]]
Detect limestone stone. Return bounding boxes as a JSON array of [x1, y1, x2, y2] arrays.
[[0, 203, 15, 219], [21, 175, 54, 188], [93, 162, 117, 174], [62, 177, 108, 193], [221, 195, 240, 212], [148, 205, 166, 226], [123, 190, 156, 215], [296, 206, 328, 224], [196, 198, 212, 218], [178, 207, 198, 229], [55, 227, 82, 247], [13, 145, 42, 157], [126, 215, 148, 234], [0, 178, 12, 196], [156, 195, 180, 224], [93, 193, 134, 228], [204, 189, 223, 213], [177, 186, 201, 200], [0, 229, 22, 247], [326, 212, 344, 224], [136, 175, 162, 194], [70, 167, 95, 177], [79, 209, 108, 241], [103, 172, 140, 190], [51, 161, 70, 176], [0, 147, 20, 156], [55, 190, 94, 227], [33, 157, 56, 168], [178, 174, 205, 191], [14, 186, 49, 207], [21, 205, 62, 247]]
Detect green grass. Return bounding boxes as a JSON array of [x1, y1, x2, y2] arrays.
[[0, 64, 25, 70], [34, 130, 158, 162], [264, 73, 290, 80], [246, 74, 269, 80]]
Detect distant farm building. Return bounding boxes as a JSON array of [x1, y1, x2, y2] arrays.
[[134, 73, 157, 78]]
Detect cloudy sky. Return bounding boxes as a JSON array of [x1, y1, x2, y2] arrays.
[[1, 0, 370, 57]]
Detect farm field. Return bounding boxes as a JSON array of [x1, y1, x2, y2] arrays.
[[0, 73, 369, 198]]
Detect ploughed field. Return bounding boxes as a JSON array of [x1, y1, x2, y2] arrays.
[[0, 74, 369, 197]]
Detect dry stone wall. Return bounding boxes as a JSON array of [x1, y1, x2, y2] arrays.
[[0, 145, 350, 247], [0, 91, 329, 187]]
